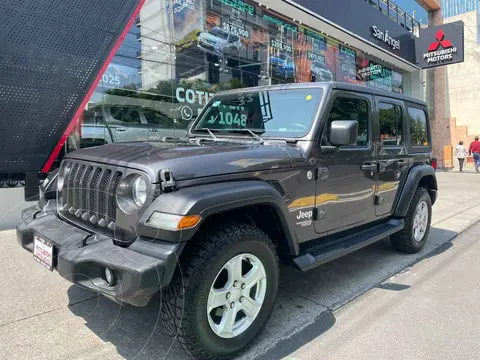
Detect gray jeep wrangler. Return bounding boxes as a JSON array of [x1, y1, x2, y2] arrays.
[[17, 82, 437, 359]]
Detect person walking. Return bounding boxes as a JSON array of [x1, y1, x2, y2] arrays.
[[455, 141, 468, 172], [469, 136, 480, 172]]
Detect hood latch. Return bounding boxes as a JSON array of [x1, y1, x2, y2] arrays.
[[160, 168, 176, 192]]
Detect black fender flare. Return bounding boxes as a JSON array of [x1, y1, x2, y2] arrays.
[[137, 180, 299, 255], [393, 165, 437, 217]]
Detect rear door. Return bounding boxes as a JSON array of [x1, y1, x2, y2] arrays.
[[374, 97, 409, 216]]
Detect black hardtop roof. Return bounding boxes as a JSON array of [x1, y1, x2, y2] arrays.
[[216, 81, 427, 107]]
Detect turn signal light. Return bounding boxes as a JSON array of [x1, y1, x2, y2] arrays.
[[178, 215, 202, 229], [147, 212, 202, 231]]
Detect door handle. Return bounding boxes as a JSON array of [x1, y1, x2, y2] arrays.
[[115, 127, 127, 132], [361, 163, 377, 172], [397, 159, 409, 168]]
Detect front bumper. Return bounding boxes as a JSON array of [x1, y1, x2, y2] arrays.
[[17, 205, 183, 307]]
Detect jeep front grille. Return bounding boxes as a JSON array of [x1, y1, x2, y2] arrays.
[[59, 160, 123, 230]]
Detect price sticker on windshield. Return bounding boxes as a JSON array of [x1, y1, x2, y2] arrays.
[[207, 111, 248, 126]]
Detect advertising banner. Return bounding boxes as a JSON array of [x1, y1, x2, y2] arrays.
[[336, 44, 356, 83], [172, 0, 204, 42], [415, 21, 464, 69], [102, 63, 142, 90], [198, 1, 266, 60], [357, 61, 392, 92]]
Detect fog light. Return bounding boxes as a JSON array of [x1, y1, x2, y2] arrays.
[[104, 267, 116, 286]]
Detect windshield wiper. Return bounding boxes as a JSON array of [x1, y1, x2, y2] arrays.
[[228, 129, 265, 144], [195, 128, 219, 140]]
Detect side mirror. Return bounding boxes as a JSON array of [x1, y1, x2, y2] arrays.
[[329, 120, 358, 146]]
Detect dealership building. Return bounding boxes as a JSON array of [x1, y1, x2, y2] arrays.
[[59, 0, 461, 168]]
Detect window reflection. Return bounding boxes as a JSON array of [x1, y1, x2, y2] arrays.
[[71, 0, 406, 152]]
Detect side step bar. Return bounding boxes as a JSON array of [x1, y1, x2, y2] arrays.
[[293, 219, 405, 271]]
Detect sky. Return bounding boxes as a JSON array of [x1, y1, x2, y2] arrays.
[[393, 0, 429, 23]]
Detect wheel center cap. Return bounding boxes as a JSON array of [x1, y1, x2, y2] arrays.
[[230, 287, 242, 301]]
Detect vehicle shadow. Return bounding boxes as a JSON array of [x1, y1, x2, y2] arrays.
[[67, 226, 458, 360]]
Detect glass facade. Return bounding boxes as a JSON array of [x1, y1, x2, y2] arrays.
[[442, 0, 477, 18], [68, 0, 406, 152], [366, 0, 423, 35]]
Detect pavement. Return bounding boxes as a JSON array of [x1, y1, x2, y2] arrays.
[[273, 220, 480, 360], [1, 171, 480, 360], [0, 186, 35, 231]]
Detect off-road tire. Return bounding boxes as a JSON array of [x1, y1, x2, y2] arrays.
[[391, 186, 432, 253], [161, 223, 280, 360]]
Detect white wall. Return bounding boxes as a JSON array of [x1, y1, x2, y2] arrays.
[[445, 11, 480, 135]]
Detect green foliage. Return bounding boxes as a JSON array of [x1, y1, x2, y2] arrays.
[[410, 116, 428, 145], [105, 77, 248, 103]]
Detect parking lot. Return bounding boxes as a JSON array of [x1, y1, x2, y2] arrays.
[[1, 172, 480, 360]]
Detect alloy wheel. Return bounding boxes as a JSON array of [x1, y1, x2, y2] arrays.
[[207, 253, 267, 339]]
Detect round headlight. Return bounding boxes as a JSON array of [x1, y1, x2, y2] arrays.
[[132, 177, 147, 207]]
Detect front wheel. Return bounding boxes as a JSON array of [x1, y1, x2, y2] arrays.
[[161, 223, 279, 359], [391, 187, 432, 253]]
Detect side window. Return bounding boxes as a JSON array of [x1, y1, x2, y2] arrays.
[[324, 97, 369, 146], [109, 106, 141, 124], [407, 107, 429, 146], [379, 103, 403, 146], [143, 108, 174, 128]]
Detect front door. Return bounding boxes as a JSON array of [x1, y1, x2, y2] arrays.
[[107, 105, 149, 142], [313, 91, 377, 235], [375, 97, 409, 216]]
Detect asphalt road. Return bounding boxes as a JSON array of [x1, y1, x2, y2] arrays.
[[273, 220, 480, 360], [1, 172, 480, 360]]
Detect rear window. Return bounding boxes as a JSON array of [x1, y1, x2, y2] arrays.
[[407, 107, 429, 146]]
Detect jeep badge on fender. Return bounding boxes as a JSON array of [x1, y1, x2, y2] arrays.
[[17, 82, 437, 360]]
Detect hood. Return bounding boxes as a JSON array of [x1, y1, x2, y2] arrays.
[[66, 140, 299, 182], [199, 32, 224, 44]]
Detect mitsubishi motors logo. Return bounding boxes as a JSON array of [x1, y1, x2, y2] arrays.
[[423, 29, 457, 64], [428, 29, 453, 51]]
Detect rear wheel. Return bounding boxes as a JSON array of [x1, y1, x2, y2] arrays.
[[391, 187, 432, 253], [161, 223, 279, 359]]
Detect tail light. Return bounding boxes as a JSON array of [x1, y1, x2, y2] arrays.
[[431, 158, 437, 170]]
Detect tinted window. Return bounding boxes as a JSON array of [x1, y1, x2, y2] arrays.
[[82, 109, 104, 125], [144, 108, 174, 128], [325, 97, 369, 146], [110, 106, 141, 124], [194, 88, 323, 138], [228, 34, 240, 43], [379, 103, 403, 146], [210, 27, 229, 39], [408, 107, 428, 146]]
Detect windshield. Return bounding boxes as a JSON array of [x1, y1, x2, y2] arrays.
[[209, 27, 229, 39], [313, 61, 326, 69], [192, 88, 323, 138]]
